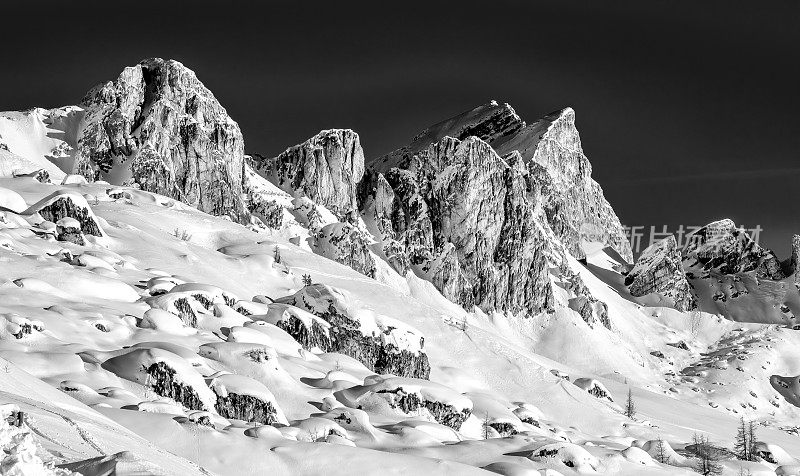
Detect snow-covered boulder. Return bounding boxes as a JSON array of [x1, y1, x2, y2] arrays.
[[483, 462, 563, 476], [145, 283, 241, 328], [634, 438, 685, 465], [620, 446, 654, 465], [55, 217, 84, 245], [168, 283, 239, 310], [572, 378, 613, 401], [208, 373, 287, 425], [528, 442, 600, 473], [138, 309, 194, 335], [625, 236, 696, 311], [61, 174, 87, 185], [101, 348, 216, 412], [338, 375, 472, 430], [276, 284, 431, 379], [24, 191, 104, 238], [256, 303, 331, 351], [753, 442, 798, 465]]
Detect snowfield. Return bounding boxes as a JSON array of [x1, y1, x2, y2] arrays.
[[0, 175, 795, 475]]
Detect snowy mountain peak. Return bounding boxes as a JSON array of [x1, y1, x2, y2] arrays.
[[249, 128, 364, 217], [74, 57, 250, 222]]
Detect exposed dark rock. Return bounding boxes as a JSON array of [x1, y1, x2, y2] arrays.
[[13, 323, 31, 339], [173, 298, 197, 328], [667, 341, 689, 351], [274, 315, 332, 350], [520, 417, 540, 427], [489, 422, 518, 437], [247, 196, 284, 229], [37, 196, 103, 237], [278, 285, 431, 379], [377, 388, 471, 430], [313, 222, 377, 278], [214, 392, 278, 425], [363, 135, 555, 317], [192, 293, 214, 311], [55, 219, 85, 245], [372, 102, 632, 263], [146, 362, 209, 411]]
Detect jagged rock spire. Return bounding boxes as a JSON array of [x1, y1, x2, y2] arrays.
[[75, 58, 249, 223]]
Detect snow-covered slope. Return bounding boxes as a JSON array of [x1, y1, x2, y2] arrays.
[[0, 107, 83, 181], [0, 173, 795, 475]]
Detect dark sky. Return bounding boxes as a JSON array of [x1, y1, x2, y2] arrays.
[[3, 1, 799, 257]]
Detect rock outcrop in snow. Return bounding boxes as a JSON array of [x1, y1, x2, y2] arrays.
[[625, 236, 696, 311], [313, 221, 377, 279], [337, 376, 473, 430], [75, 58, 249, 223], [25, 191, 105, 239], [210, 374, 285, 425], [276, 284, 431, 379]]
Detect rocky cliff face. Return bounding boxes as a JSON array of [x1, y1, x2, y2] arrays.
[[249, 129, 364, 217], [626, 219, 800, 322], [362, 135, 554, 316], [277, 284, 431, 379], [683, 219, 785, 280], [372, 101, 632, 263], [356, 102, 632, 319], [624, 236, 696, 311], [75, 58, 248, 222]]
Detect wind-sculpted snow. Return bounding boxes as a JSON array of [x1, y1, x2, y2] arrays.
[[0, 107, 81, 181], [102, 348, 218, 412], [336, 376, 473, 430], [625, 235, 696, 311], [75, 58, 249, 223]]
